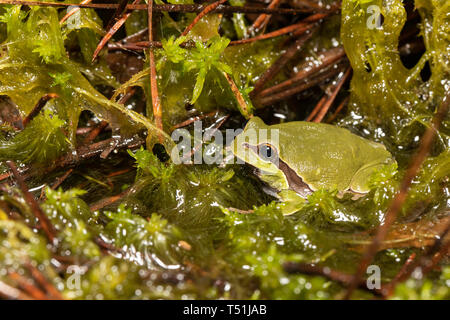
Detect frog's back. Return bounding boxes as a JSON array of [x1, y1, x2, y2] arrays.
[[273, 121, 392, 192]]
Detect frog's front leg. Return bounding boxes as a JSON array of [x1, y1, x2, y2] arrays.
[[276, 190, 307, 215], [349, 161, 394, 193]]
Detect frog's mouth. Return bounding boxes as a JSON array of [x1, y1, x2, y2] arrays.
[[277, 160, 313, 198], [242, 142, 313, 199]]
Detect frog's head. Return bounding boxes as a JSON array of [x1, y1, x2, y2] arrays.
[[230, 117, 289, 191]]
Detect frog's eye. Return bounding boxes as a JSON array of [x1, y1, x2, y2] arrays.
[[257, 143, 278, 162]]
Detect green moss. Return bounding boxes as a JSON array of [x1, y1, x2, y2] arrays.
[[0, 5, 169, 150], [0, 0, 448, 300], [43, 187, 101, 259], [391, 266, 450, 300], [0, 109, 69, 164], [0, 218, 50, 267], [341, 0, 449, 149], [103, 204, 184, 267]]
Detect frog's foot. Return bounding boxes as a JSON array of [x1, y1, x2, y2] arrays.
[[277, 190, 307, 215], [349, 163, 390, 194], [336, 190, 367, 200]]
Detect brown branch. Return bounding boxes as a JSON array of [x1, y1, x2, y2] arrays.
[[283, 262, 382, 295], [6, 161, 57, 243], [117, 87, 137, 105], [249, 0, 282, 33], [230, 12, 328, 46], [0, 1, 318, 14], [106, 168, 133, 178], [89, 188, 131, 212], [92, 0, 142, 61], [147, 0, 164, 139], [421, 229, 450, 275], [105, 0, 129, 31], [250, 25, 318, 98], [257, 64, 344, 106], [8, 272, 48, 300], [258, 46, 345, 97], [22, 93, 59, 127], [223, 72, 252, 118], [107, 42, 151, 52], [55, 136, 144, 169], [94, 236, 123, 254], [0, 136, 145, 185], [25, 263, 64, 300], [114, 20, 312, 49], [181, 0, 228, 37], [170, 111, 218, 131], [100, 139, 118, 159], [326, 95, 349, 123], [59, 0, 91, 24], [39, 168, 74, 200], [309, 67, 351, 122], [0, 280, 33, 300], [50, 169, 73, 190], [344, 93, 450, 299], [382, 219, 450, 298], [110, 13, 330, 51], [381, 252, 416, 297], [119, 27, 149, 44], [83, 120, 109, 145], [0, 172, 12, 182]]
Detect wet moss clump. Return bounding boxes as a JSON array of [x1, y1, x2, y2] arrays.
[[0, 0, 448, 300]]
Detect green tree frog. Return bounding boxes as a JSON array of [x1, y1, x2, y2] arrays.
[[230, 117, 395, 215]]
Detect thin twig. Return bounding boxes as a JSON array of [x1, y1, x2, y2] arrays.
[[249, 0, 282, 33], [0, 1, 318, 14], [170, 111, 218, 131], [223, 72, 252, 118], [89, 188, 131, 212], [258, 46, 345, 97], [92, 0, 142, 61], [231, 12, 328, 45], [0, 280, 33, 300], [6, 161, 57, 243], [257, 64, 344, 106], [110, 13, 329, 50], [94, 236, 122, 254], [309, 67, 351, 122], [105, 0, 129, 31], [118, 27, 149, 44], [326, 95, 349, 123], [383, 218, 450, 297], [381, 252, 416, 297], [51, 169, 73, 190], [147, 0, 164, 139], [25, 263, 64, 300], [83, 120, 109, 145], [22, 93, 59, 127], [59, 0, 91, 24], [100, 139, 118, 159], [344, 93, 450, 299], [181, 0, 228, 37], [117, 87, 137, 105], [0, 172, 12, 182], [250, 25, 318, 97], [106, 168, 133, 178], [0, 136, 145, 184], [283, 262, 382, 295], [8, 272, 48, 300], [39, 168, 74, 200]]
